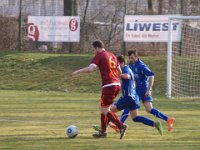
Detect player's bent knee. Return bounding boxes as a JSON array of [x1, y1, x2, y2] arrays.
[[145, 108, 152, 113], [100, 110, 108, 115], [130, 110, 138, 119], [143, 101, 153, 113], [143, 105, 152, 113], [100, 106, 109, 115], [109, 105, 118, 112]]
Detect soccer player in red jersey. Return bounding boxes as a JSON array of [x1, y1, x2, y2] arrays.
[[72, 40, 127, 139]]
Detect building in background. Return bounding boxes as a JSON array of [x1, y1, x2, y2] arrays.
[[0, 0, 147, 18], [0, 0, 64, 16], [0, 0, 199, 53]]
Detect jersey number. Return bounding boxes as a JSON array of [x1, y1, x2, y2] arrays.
[[109, 56, 118, 78]]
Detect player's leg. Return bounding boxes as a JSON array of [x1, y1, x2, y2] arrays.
[[143, 101, 168, 120], [110, 98, 129, 139], [106, 108, 124, 131], [129, 102, 154, 127], [108, 121, 120, 133], [93, 85, 124, 138], [130, 107, 163, 136], [92, 119, 120, 133], [131, 109, 154, 127], [133, 91, 160, 127], [143, 100, 175, 132], [107, 85, 122, 133], [108, 108, 129, 134], [138, 88, 175, 132], [92, 106, 109, 138], [92, 96, 107, 132], [92, 106, 121, 133], [101, 105, 127, 139], [103, 85, 124, 130], [100, 85, 120, 132], [120, 108, 130, 123], [92, 89, 110, 138]]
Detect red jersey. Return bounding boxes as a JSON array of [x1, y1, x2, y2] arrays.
[[91, 50, 120, 86]]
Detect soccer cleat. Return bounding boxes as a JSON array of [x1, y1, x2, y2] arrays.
[[120, 124, 128, 139], [167, 117, 175, 132], [92, 131, 107, 138], [109, 122, 120, 133], [154, 121, 163, 136], [92, 125, 101, 132]]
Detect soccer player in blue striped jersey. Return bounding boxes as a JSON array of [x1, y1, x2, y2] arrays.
[[109, 55, 163, 137], [120, 50, 175, 132]]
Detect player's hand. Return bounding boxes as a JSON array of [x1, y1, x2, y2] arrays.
[[72, 70, 79, 77], [145, 90, 151, 97]]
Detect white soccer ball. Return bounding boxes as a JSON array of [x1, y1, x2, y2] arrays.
[[66, 125, 78, 138]]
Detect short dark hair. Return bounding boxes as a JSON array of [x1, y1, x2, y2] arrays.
[[117, 55, 126, 64], [128, 50, 138, 57], [92, 40, 104, 48]]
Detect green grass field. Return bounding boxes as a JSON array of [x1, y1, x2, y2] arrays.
[[0, 52, 199, 149], [0, 52, 166, 95], [0, 90, 200, 150]]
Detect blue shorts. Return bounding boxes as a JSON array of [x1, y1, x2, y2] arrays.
[[137, 89, 153, 103], [114, 96, 140, 111]]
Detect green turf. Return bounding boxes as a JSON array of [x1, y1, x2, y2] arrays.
[[0, 52, 101, 93], [0, 52, 166, 95], [0, 90, 200, 150]]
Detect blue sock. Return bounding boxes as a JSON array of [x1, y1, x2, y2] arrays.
[[120, 108, 130, 123], [133, 116, 154, 127], [150, 108, 168, 121]]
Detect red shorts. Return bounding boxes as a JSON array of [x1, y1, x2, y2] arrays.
[[100, 85, 120, 107]]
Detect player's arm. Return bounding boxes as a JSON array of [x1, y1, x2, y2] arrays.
[[72, 64, 97, 76], [142, 65, 154, 97], [117, 65, 122, 77], [120, 67, 130, 79], [121, 74, 130, 79], [146, 76, 154, 96]]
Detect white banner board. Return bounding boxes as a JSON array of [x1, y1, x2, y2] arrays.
[[124, 15, 181, 42], [28, 16, 80, 42]]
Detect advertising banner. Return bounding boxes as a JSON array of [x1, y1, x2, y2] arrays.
[[124, 15, 181, 42], [28, 16, 80, 42]]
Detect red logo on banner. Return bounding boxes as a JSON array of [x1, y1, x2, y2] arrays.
[[28, 23, 39, 41], [69, 18, 78, 31]]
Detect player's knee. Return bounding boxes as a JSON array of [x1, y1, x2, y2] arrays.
[[144, 104, 152, 113], [143, 102, 153, 113], [109, 105, 118, 112], [145, 108, 151, 113], [100, 110, 108, 115], [100, 107, 109, 115], [130, 111, 138, 119]]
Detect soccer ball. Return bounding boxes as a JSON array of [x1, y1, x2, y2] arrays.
[[66, 125, 78, 138]]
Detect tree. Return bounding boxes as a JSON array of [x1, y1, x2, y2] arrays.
[[80, 0, 89, 53], [158, 0, 163, 14], [64, 0, 76, 53], [64, 0, 72, 16], [147, 0, 153, 15]]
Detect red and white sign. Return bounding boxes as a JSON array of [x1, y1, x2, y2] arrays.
[[28, 16, 80, 42]]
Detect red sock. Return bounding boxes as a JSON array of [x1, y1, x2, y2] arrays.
[[107, 111, 123, 129], [101, 114, 108, 132]]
